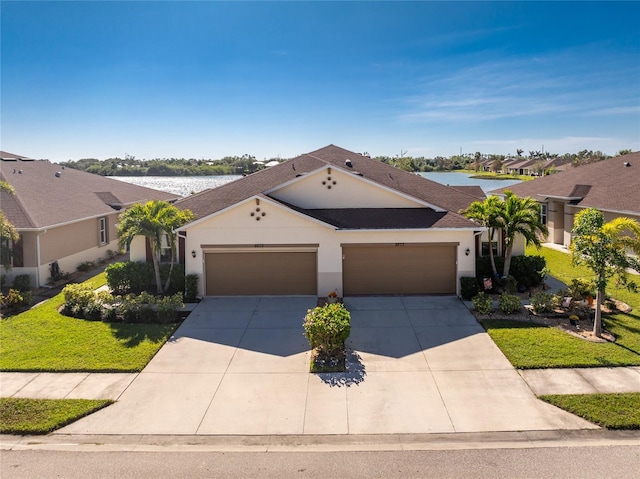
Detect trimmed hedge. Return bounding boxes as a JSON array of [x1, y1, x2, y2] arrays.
[[105, 261, 185, 295], [475, 254, 546, 289]]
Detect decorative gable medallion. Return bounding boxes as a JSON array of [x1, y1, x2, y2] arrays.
[[321, 167, 337, 190], [250, 198, 267, 221]]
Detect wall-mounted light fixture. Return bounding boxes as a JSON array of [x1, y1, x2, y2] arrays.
[[465, 248, 470, 256], [191, 250, 197, 258]]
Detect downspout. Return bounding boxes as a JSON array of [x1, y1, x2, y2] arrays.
[[36, 229, 46, 288]]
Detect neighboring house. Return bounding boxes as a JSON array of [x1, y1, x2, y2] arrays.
[[491, 152, 640, 251], [0, 151, 179, 287], [157, 145, 485, 297]]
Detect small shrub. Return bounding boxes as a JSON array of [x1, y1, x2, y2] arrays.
[[184, 274, 199, 302], [156, 293, 184, 324], [12, 274, 31, 293], [568, 279, 594, 300], [504, 275, 518, 294], [471, 293, 493, 314], [83, 301, 103, 321], [509, 255, 546, 288], [499, 293, 521, 314], [460, 277, 479, 301], [106, 261, 154, 294], [531, 291, 553, 313], [76, 261, 95, 273], [62, 283, 95, 312], [303, 303, 351, 357], [4, 289, 25, 309]]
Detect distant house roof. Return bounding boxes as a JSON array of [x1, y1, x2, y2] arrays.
[[176, 145, 483, 229], [0, 152, 180, 229], [490, 152, 640, 215]]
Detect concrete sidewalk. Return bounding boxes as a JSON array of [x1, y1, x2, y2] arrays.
[[3, 367, 639, 401]]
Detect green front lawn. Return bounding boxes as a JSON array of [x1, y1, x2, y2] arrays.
[[0, 398, 112, 434], [483, 246, 640, 368], [540, 393, 640, 429], [0, 273, 178, 372]]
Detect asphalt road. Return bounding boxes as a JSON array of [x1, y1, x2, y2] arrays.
[[2, 446, 639, 479]]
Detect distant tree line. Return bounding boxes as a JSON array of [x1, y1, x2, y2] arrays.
[[60, 149, 633, 177]]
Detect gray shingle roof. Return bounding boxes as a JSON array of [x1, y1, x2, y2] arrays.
[[1, 154, 180, 229], [490, 152, 640, 214], [176, 145, 482, 229]]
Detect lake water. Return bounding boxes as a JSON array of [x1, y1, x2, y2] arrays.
[[112, 175, 242, 197], [112, 171, 521, 198], [419, 172, 522, 192]]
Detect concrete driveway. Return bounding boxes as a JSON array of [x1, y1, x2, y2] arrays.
[[59, 296, 595, 436]]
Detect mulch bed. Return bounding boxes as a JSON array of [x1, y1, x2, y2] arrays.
[[472, 298, 631, 343]]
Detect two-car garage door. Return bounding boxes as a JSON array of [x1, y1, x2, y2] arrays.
[[204, 243, 457, 296], [342, 243, 457, 295]]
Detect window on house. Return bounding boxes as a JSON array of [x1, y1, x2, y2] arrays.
[[1, 235, 24, 267], [481, 241, 498, 257], [99, 217, 108, 245], [540, 203, 548, 225], [160, 233, 172, 263]]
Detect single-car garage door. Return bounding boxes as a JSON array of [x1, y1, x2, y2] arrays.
[[205, 251, 317, 295], [342, 243, 457, 295]]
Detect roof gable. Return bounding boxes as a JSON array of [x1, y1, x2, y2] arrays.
[[267, 165, 438, 210], [176, 145, 483, 223]]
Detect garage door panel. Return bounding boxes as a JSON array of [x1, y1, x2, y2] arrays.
[[206, 251, 317, 296], [342, 244, 456, 295]]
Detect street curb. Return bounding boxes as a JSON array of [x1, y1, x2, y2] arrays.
[[2, 429, 639, 453]]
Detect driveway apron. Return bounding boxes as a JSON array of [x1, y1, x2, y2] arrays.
[[59, 296, 595, 436]]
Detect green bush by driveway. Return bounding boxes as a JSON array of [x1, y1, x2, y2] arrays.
[[0, 273, 178, 372]]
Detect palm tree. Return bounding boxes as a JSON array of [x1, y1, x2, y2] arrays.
[[117, 200, 193, 294], [461, 195, 503, 279], [495, 191, 548, 278], [571, 208, 640, 337], [473, 152, 482, 173]]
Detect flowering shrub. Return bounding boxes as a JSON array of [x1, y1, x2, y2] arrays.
[[499, 293, 521, 314], [471, 292, 492, 314], [530, 291, 553, 313], [303, 303, 351, 357]]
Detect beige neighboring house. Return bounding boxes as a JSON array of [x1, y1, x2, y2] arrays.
[[155, 145, 485, 298], [491, 152, 640, 252], [0, 151, 179, 287]]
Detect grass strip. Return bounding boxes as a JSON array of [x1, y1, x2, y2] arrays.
[[540, 393, 640, 429], [0, 272, 178, 372], [0, 398, 112, 434], [483, 319, 640, 368]]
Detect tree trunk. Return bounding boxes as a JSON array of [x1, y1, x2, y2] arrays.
[[151, 249, 163, 295], [163, 245, 175, 293], [593, 288, 603, 338], [488, 228, 498, 278], [502, 244, 513, 279]]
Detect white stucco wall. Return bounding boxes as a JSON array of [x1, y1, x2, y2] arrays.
[[182, 197, 476, 297]]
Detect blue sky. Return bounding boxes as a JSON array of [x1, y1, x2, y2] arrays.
[[2, 1, 639, 162]]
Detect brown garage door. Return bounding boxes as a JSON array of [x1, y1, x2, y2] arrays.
[[205, 251, 317, 295], [342, 244, 457, 295]]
